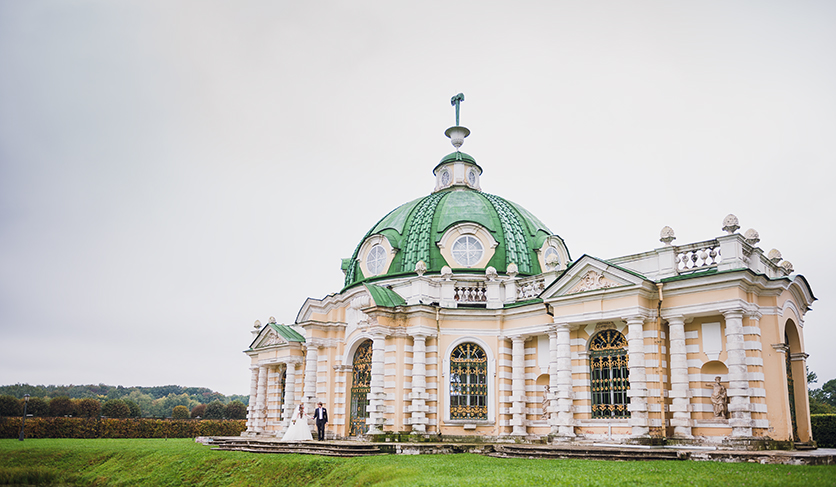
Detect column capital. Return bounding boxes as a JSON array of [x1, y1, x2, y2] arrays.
[[722, 308, 746, 320], [745, 310, 763, 321], [622, 315, 649, 325], [661, 313, 690, 324], [791, 352, 809, 361]]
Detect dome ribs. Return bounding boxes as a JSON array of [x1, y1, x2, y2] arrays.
[[483, 193, 533, 274], [400, 192, 446, 273]]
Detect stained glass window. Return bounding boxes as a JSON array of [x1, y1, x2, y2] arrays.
[[452, 236, 483, 267], [450, 343, 488, 420], [589, 330, 630, 419]]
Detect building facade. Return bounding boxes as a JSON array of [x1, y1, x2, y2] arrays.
[[243, 108, 815, 447]]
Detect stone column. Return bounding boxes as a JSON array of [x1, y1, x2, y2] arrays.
[[255, 364, 268, 434], [555, 323, 575, 438], [724, 309, 752, 437], [304, 343, 319, 413], [667, 315, 692, 437], [547, 328, 560, 435], [266, 365, 282, 431], [245, 366, 259, 434], [510, 335, 527, 436], [282, 361, 298, 431], [367, 333, 387, 434], [409, 333, 429, 433], [626, 317, 649, 437]]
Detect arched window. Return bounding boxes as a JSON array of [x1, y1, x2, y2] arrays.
[[349, 340, 372, 436], [450, 343, 487, 420], [589, 330, 630, 419]]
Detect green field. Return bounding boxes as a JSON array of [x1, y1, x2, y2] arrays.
[[1, 439, 835, 486]]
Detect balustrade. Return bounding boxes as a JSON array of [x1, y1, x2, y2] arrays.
[[676, 241, 722, 272]]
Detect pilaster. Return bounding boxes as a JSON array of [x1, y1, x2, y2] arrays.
[[510, 336, 527, 436], [367, 333, 387, 434], [555, 323, 575, 437], [408, 332, 431, 432], [724, 309, 753, 437], [626, 316, 649, 437], [667, 315, 692, 438]]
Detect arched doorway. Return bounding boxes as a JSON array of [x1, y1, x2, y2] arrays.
[[349, 340, 372, 436]]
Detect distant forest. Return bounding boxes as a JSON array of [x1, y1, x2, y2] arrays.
[[0, 383, 248, 419]]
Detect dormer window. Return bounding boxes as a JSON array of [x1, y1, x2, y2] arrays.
[[366, 245, 387, 276], [452, 235, 484, 267]]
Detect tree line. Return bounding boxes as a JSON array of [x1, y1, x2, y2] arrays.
[[808, 371, 836, 414], [0, 383, 249, 420]]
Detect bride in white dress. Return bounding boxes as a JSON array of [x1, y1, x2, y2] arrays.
[[281, 404, 313, 442]]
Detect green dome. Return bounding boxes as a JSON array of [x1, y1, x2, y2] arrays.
[[342, 188, 559, 289]]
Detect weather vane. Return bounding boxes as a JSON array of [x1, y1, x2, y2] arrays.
[[450, 93, 465, 126]]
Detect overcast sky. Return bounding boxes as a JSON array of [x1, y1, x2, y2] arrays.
[[1, 1, 834, 396]]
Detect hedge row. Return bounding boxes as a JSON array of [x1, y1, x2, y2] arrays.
[[1, 417, 246, 439], [812, 414, 836, 448]]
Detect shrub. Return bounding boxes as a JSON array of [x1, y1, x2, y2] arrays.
[[75, 398, 101, 418], [812, 414, 836, 448], [0, 395, 22, 417], [225, 400, 247, 420], [190, 404, 206, 419], [0, 417, 246, 438], [26, 397, 49, 417], [204, 400, 225, 420], [171, 406, 190, 419], [48, 397, 75, 417], [123, 399, 142, 418], [101, 400, 130, 418]]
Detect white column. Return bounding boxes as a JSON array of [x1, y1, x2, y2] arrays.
[[724, 309, 752, 437], [367, 333, 387, 434], [511, 336, 527, 436], [282, 362, 298, 431], [304, 343, 319, 413], [555, 323, 575, 437], [409, 333, 429, 433], [667, 315, 692, 437], [245, 366, 259, 434], [547, 328, 560, 435], [266, 365, 281, 432], [255, 365, 268, 433], [626, 317, 649, 437]]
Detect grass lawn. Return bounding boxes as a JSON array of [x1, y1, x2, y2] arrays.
[[1, 439, 835, 486]]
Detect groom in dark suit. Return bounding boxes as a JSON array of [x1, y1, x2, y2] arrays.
[[314, 402, 328, 441]]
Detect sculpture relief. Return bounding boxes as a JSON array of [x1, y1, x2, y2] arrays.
[[568, 270, 619, 294], [707, 376, 728, 419], [264, 331, 287, 347], [541, 385, 551, 420]]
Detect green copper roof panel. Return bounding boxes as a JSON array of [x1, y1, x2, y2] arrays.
[[372, 196, 423, 236], [509, 201, 551, 236], [364, 283, 407, 308], [269, 323, 306, 342], [435, 191, 499, 235]]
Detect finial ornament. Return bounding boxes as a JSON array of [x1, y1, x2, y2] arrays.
[[451, 93, 465, 125], [660, 226, 676, 246], [722, 214, 740, 234]]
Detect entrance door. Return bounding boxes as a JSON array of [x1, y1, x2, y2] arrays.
[[785, 332, 799, 441], [349, 340, 372, 436]]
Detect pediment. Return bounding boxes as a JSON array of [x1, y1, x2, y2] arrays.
[[542, 255, 646, 299], [253, 328, 288, 349]]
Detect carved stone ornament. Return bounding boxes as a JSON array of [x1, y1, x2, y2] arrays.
[[707, 376, 728, 419], [767, 248, 782, 264], [441, 265, 453, 281], [545, 253, 559, 271], [253, 319, 261, 330], [268, 316, 277, 324], [743, 228, 760, 246], [659, 226, 676, 246], [415, 260, 427, 277], [264, 331, 287, 347], [722, 214, 740, 234], [781, 260, 794, 273], [485, 266, 498, 281], [541, 385, 551, 421], [595, 321, 617, 332], [507, 263, 519, 278], [568, 270, 619, 294]]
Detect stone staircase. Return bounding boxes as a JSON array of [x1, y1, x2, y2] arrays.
[[487, 443, 687, 461], [209, 438, 383, 457]]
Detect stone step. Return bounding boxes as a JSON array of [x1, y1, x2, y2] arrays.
[[490, 444, 685, 462], [210, 440, 383, 457]]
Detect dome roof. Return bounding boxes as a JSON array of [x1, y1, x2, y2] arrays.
[[342, 187, 562, 289]]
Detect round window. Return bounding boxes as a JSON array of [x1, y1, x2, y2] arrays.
[[441, 170, 451, 186], [467, 170, 476, 186], [544, 246, 559, 261], [452, 235, 484, 267], [366, 245, 387, 275]]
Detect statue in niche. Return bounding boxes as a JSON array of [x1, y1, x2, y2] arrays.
[[707, 376, 728, 418], [541, 385, 551, 420]]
